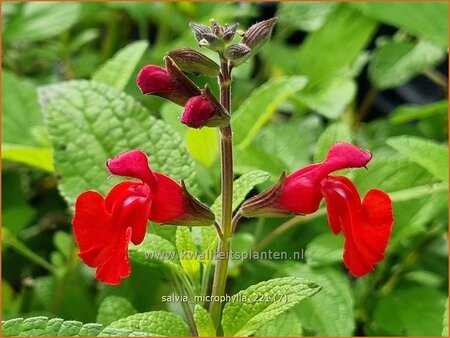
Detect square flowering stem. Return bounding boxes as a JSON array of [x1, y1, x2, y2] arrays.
[[209, 59, 234, 328]]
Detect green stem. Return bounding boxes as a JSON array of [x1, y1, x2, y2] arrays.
[[209, 60, 233, 331], [172, 271, 198, 336], [423, 69, 448, 95], [200, 262, 212, 303], [2, 229, 56, 273], [254, 209, 326, 252], [51, 239, 78, 314]]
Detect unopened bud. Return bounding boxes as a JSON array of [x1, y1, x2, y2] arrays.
[[181, 95, 215, 129], [224, 43, 251, 62], [242, 17, 277, 51], [181, 86, 229, 129], [201, 86, 230, 127], [199, 33, 223, 51], [210, 19, 223, 37], [223, 23, 239, 42], [168, 48, 220, 77], [189, 22, 212, 42], [136, 65, 174, 95]]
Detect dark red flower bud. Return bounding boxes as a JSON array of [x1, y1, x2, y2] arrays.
[[136, 65, 174, 95], [181, 95, 215, 129], [136, 58, 201, 106]]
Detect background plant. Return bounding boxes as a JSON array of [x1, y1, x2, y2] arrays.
[[2, 2, 448, 336]]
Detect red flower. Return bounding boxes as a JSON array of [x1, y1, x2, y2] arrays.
[[242, 143, 393, 276], [181, 95, 215, 128], [72, 150, 214, 285]]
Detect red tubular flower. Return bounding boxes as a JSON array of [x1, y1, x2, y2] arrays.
[[72, 150, 214, 285], [241, 142, 394, 277], [181, 95, 215, 128]]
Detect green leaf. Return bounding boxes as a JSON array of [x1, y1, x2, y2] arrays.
[[193, 305, 216, 337], [368, 287, 446, 335], [3, 2, 81, 42], [390, 100, 448, 124], [52, 231, 73, 259], [97, 296, 137, 326], [2, 172, 37, 235], [104, 311, 190, 336], [314, 122, 352, 162], [350, 156, 448, 248], [221, 277, 321, 336], [2, 145, 54, 172], [255, 311, 302, 336], [92, 41, 148, 90], [369, 39, 445, 89], [2, 70, 43, 146], [129, 234, 182, 278], [297, 76, 357, 119], [279, 264, 355, 336], [297, 4, 377, 86], [352, 156, 439, 194], [100, 328, 147, 336], [305, 233, 343, 267], [39, 80, 196, 205], [277, 2, 335, 31], [184, 128, 218, 167], [193, 170, 270, 254], [211, 170, 271, 222], [443, 299, 448, 336], [349, 2, 448, 48], [234, 143, 287, 177], [387, 136, 448, 182], [254, 116, 323, 172], [232, 76, 308, 149], [228, 232, 256, 275], [1, 317, 104, 336], [176, 227, 200, 283]]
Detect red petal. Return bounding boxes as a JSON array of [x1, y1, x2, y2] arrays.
[[106, 150, 157, 188], [321, 176, 393, 277], [95, 227, 132, 285], [72, 191, 132, 284], [358, 190, 394, 263], [149, 173, 185, 223], [73, 191, 112, 266], [104, 181, 140, 213], [276, 143, 371, 215], [115, 194, 151, 245], [136, 65, 174, 94], [324, 143, 372, 171], [105, 181, 151, 245], [278, 169, 324, 214]]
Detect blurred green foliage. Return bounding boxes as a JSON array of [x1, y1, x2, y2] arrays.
[[2, 2, 448, 336]]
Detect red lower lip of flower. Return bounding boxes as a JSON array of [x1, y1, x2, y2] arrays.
[[73, 189, 137, 285], [321, 176, 393, 277]]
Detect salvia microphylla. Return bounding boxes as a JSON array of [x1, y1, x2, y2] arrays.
[[72, 18, 394, 285]]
